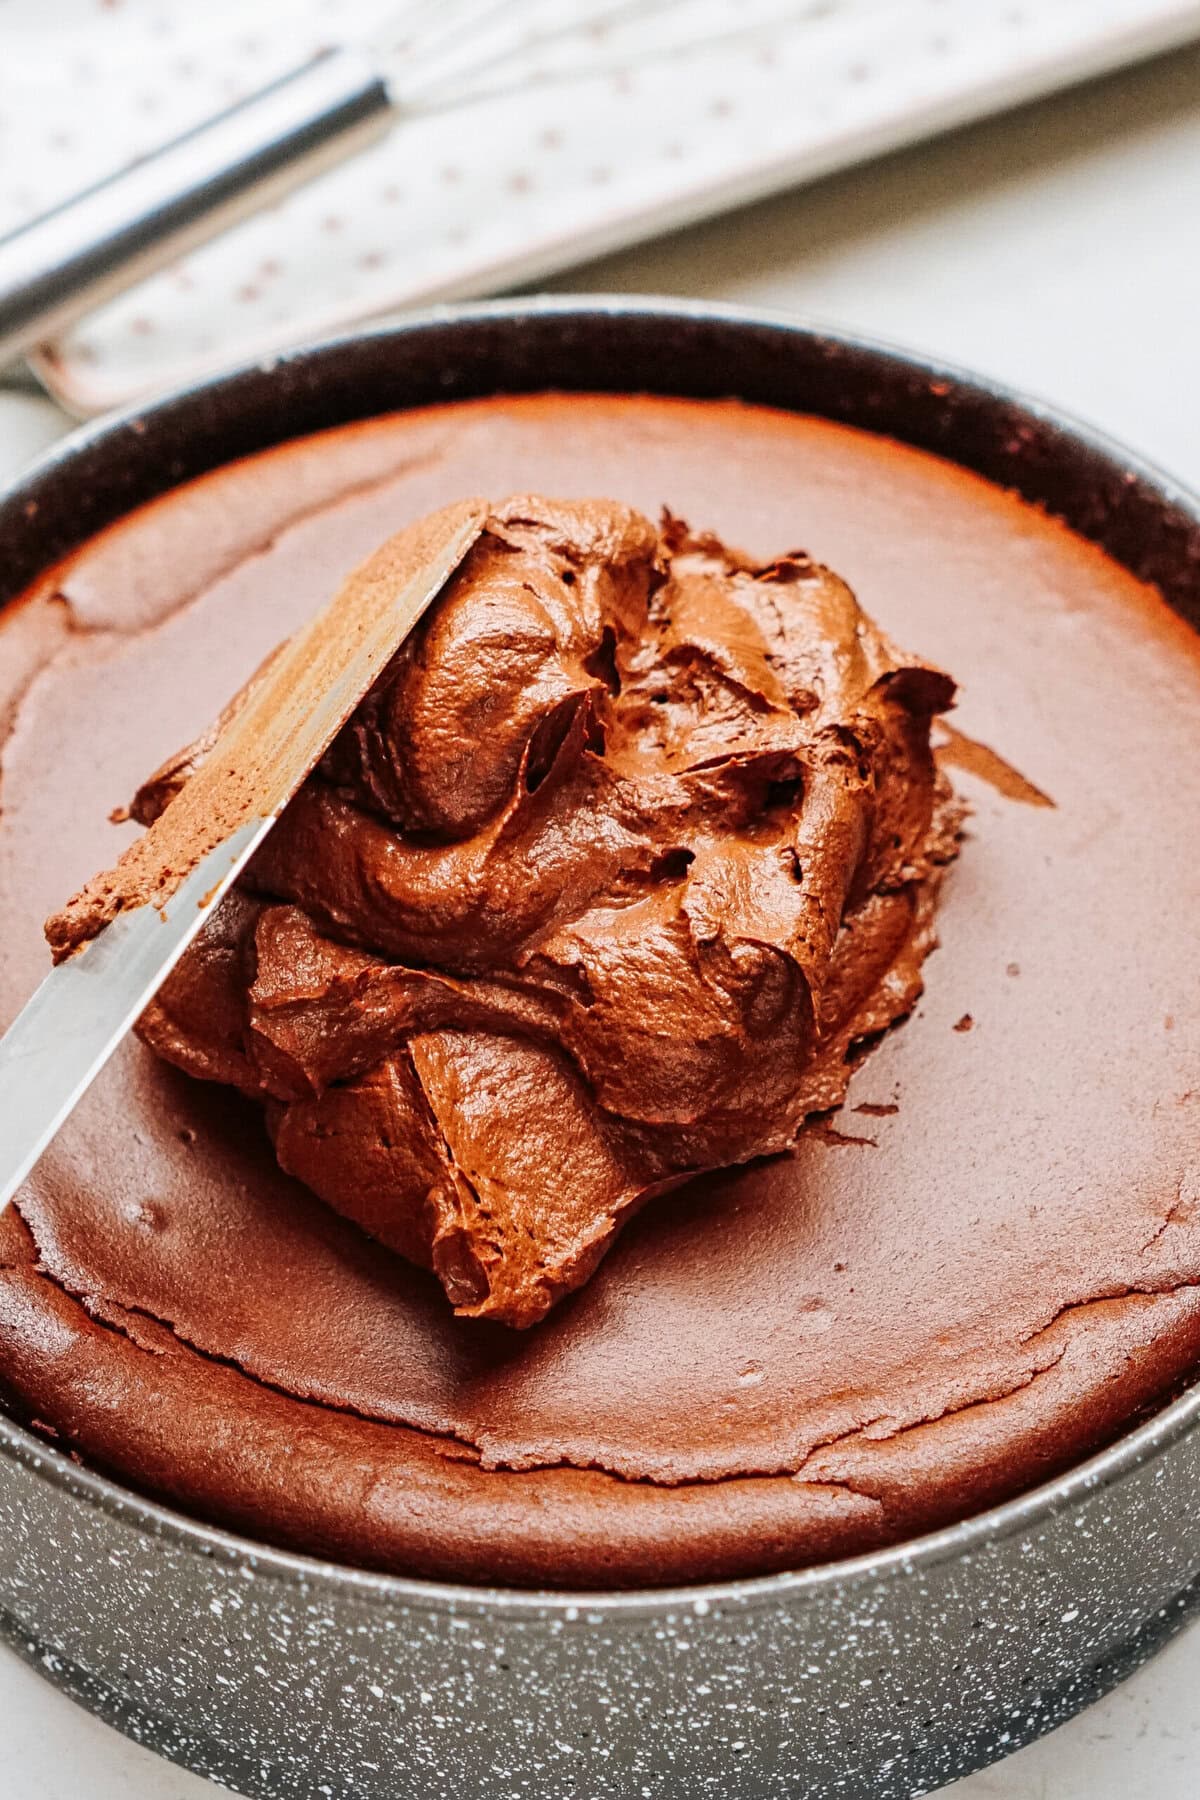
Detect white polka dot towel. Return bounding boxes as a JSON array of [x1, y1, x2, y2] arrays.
[[4, 0, 1199, 414]]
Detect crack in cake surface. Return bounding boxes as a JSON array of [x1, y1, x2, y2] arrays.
[[5, 1196, 1200, 1501]]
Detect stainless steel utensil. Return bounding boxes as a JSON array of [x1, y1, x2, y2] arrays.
[[0, 499, 484, 1209], [0, 47, 392, 372], [0, 0, 726, 371]]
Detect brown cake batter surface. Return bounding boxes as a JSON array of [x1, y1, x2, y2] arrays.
[[2, 393, 1199, 1587]]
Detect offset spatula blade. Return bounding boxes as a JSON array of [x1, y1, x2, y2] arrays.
[[0, 499, 487, 1210], [0, 819, 271, 1208]]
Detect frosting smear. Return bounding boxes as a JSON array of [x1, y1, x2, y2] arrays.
[[116, 496, 959, 1326]]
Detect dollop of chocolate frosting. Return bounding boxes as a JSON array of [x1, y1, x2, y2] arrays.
[[125, 497, 958, 1326]]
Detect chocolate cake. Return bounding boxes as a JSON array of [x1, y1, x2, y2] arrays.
[[2, 394, 1199, 1588]]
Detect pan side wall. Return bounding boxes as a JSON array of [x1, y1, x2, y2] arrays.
[[2, 1423, 1199, 1799]]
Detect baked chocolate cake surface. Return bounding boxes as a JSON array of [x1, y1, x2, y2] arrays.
[[2, 393, 1199, 1588]]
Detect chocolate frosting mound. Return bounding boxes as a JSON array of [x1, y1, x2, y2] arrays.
[[128, 496, 958, 1327]]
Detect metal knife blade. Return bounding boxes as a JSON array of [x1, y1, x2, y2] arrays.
[[0, 498, 486, 1210]]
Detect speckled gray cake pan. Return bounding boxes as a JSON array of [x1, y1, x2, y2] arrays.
[[3, 298, 1200, 1800]]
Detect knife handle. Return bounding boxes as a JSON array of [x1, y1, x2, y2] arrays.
[[0, 47, 394, 372]]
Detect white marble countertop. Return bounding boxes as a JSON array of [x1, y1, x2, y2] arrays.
[[3, 38, 1200, 1800]]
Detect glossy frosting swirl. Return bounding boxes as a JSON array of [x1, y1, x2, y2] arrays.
[[131, 497, 959, 1326]]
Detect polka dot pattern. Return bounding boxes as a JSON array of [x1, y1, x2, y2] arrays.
[[2, 0, 1198, 413]]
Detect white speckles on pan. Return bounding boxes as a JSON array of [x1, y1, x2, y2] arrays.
[[2, 1413, 1200, 1798], [3, 302, 1200, 1795]]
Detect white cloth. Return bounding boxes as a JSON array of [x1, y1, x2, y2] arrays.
[[4, 0, 1200, 413]]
